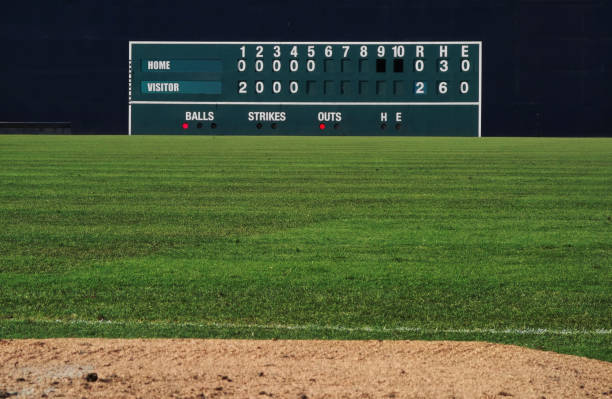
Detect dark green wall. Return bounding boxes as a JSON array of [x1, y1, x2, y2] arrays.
[[1, 1, 610, 136]]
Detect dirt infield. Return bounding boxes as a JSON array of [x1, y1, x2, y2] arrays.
[[1, 339, 611, 398]]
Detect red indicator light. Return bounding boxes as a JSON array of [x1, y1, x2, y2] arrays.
[[319, 123, 326, 130], [182, 122, 189, 130]]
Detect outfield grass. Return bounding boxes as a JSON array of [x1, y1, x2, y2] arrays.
[[0, 136, 610, 361]]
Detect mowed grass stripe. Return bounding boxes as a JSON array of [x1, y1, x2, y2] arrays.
[[0, 136, 610, 361]]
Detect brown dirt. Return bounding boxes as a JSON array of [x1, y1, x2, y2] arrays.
[[0, 339, 611, 398]]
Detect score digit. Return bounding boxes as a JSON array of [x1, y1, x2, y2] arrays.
[[238, 81, 247, 94], [438, 81, 448, 94], [272, 81, 281, 94], [272, 59, 281, 72], [307, 59, 316, 72], [289, 81, 299, 93], [439, 59, 449, 72]]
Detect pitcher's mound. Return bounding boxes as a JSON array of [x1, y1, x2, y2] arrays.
[[1, 339, 611, 398]]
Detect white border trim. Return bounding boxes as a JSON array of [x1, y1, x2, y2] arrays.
[[128, 42, 133, 136], [130, 101, 479, 106], [478, 42, 482, 137], [130, 41, 482, 45]]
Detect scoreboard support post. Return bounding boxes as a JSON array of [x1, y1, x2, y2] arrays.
[[129, 41, 482, 137]]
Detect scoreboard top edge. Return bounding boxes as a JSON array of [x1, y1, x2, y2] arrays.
[[130, 41, 482, 45]]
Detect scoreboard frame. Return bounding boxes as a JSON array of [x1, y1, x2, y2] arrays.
[[129, 41, 482, 137]]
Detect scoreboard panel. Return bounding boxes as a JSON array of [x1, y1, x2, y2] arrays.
[[129, 42, 481, 136]]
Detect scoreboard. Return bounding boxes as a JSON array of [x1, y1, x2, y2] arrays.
[[129, 41, 481, 136]]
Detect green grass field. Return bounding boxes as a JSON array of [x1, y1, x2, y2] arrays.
[[0, 136, 610, 361]]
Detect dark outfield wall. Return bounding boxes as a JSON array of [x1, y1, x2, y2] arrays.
[[1, 0, 610, 136]]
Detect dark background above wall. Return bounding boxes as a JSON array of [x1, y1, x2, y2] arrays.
[[1, 0, 611, 136]]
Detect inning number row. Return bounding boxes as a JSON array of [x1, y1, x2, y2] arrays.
[[239, 44, 473, 59]]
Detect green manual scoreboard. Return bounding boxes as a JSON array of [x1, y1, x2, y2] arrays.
[[129, 41, 481, 136]]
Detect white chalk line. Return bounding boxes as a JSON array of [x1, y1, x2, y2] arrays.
[[5, 319, 611, 336]]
